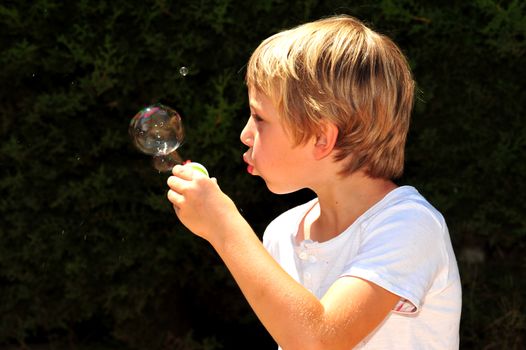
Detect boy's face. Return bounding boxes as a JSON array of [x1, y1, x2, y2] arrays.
[[240, 89, 314, 194]]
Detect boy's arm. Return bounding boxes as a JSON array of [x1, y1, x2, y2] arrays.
[[167, 166, 399, 350]]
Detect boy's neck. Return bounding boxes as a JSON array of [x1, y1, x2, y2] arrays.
[[299, 171, 397, 243]]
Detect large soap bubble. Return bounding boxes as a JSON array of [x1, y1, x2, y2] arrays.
[[129, 104, 184, 155], [129, 104, 184, 171]]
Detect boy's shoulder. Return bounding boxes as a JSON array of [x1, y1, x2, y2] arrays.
[[361, 186, 447, 236]]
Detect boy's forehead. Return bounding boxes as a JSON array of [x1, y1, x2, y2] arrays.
[[249, 91, 280, 116], [248, 89, 284, 121], [248, 89, 265, 109]]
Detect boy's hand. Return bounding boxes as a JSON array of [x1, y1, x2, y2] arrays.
[[167, 164, 239, 242]]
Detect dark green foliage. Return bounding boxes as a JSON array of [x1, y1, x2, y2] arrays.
[[0, 0, 524, 349]]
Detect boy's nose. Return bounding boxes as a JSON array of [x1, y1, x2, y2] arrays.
[[240, 119, 254, 146]]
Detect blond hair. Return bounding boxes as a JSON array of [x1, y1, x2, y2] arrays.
[[245, 15, 415, 179]]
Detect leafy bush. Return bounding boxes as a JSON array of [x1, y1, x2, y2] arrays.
[[0, 0, 524, 349]]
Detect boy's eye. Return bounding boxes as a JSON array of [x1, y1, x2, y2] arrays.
[[251, 114, 263, 122]]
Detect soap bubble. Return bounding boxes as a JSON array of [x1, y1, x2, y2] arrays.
[[152, 151, 183, 172], [179, 66, 189, 76], [129, 104, 184, 156], [129, 104, 185, 171]]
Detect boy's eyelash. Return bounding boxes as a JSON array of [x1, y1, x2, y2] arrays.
[[251, 114, 263, 122]]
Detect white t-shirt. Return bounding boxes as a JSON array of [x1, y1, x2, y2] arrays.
[[263, 186, 461, 349]]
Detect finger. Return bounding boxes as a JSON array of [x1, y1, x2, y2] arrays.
[[171, 164, 194, 180], [167, 175, 188, 192], [167, 188, 184, 208], [172, 204, 181, 216]]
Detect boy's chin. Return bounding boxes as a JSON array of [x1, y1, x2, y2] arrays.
[[265, 181, 303, 195]]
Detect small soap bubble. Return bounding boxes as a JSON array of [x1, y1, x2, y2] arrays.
[[179, 66, 189, 76], [152, 150, 183, 172], [129, 104, 184, 156]]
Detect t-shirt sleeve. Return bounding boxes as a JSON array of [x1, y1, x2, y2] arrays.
[[340, 203, 448, 313]]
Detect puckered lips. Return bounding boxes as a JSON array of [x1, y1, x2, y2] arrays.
[[243, 152, 254, 175]]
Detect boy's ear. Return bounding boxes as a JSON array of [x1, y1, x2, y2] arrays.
[[313, 121, 338, 160]]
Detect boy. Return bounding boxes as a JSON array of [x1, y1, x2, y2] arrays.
[[167, 15, 461, 349]]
